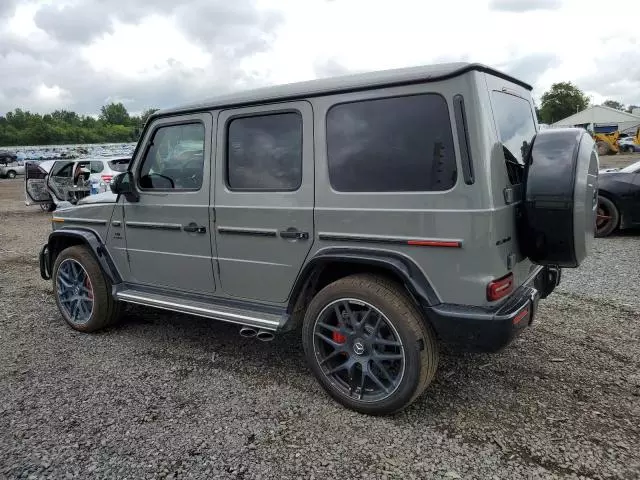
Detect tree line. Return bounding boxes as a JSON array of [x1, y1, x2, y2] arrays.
[[1, 84, 637, 146], [0, 103, 158, 147], [537, 82, 637, 124]]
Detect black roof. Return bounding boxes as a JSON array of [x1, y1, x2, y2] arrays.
[[155, 62, 532, 118]]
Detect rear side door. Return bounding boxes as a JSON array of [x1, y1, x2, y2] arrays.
[[24, 161, 53, 205], [213, 101, 314, 303], [121, 113, 216, 295]]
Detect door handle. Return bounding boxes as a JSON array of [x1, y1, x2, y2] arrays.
[[279, 228, 309, 240], [183, 222, 207, 234]]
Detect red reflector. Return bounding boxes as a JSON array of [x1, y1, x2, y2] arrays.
[[332, 332, 346, 344], [101, 174, 113, 182], [407, 240, 461, 248], [487, 273, 514, 301], [513, 308, 529, 325]]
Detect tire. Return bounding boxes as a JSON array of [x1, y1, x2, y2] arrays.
[[625, 146, 635, 154], [522, 129, 598, 267], [40, 203, 56, 212], [6, 170, 16, 179], [595, 195, 619, 238], [302, 274, 438, 415], [596, 141, 610, 156], [52, 245, 122, 332]]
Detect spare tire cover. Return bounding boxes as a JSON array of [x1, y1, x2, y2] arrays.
[[521, 128, 599, 268]]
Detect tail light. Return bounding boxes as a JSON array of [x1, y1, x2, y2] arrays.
[[487, 273, 514, 301], [101, 174, 113, 183]]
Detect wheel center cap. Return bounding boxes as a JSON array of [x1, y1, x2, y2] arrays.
[[353, 340, 365, 356], [74, 286, 80, 295]]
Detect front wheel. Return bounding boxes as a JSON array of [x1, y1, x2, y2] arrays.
[[40, 203, 56, 212], [52, 245, 122, 332], [595, 195, 619, 237], [302, 274, 438, 415]]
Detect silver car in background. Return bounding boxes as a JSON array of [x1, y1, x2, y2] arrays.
[[25, 156, 130, 211]]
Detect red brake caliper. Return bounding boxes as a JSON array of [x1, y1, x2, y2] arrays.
[[332, 332, 347, 344], [85, 277, 93, 300]]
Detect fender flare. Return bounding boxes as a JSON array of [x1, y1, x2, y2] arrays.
[[46, 228, 122, 284], [286, 247, 440, 314]]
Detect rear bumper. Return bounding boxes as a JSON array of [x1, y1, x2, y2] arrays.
[[424, 266, 561, 352]]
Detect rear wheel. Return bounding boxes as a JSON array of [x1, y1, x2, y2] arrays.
[[595, 195, 619, 237], [52, 245, 121, 332], [6, 170, 16, 179], [302, 274, 438, 415], [625, 145, 635, 153]]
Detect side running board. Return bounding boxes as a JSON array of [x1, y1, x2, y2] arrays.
[[115, 287, 284, 331]]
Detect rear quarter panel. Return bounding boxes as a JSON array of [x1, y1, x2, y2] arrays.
[[308, 72, 532, 307]]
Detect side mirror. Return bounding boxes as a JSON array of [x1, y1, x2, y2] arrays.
[[110, 171, 139, 202]]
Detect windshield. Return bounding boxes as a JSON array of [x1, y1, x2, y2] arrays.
[[491, 91, 537, 164], [620, 160, 640, 173]]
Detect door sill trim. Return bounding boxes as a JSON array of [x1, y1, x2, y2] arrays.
[[115, 288, 284, 331]]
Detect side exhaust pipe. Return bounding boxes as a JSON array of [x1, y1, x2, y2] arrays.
[[256, 329, 275, 342], [239, 326, 257, 338]]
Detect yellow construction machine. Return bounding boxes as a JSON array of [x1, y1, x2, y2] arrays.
[[593, 130, 620, 156]]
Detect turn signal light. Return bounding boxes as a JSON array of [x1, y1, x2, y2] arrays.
[[487, 273, 514, 301]]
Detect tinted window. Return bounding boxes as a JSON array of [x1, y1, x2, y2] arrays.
[[227, 113, 302, 190], [90, 161, 104, 174], [139, 123, 205, 190], [491, 91, 537, 164], [326, 94, 456, 192]]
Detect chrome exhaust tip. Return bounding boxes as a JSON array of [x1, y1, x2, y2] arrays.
[[239, 326, 257, 338], [256, 329, 275, 342]]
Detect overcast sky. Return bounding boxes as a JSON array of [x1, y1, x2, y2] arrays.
[[1, 0, 638, 116]]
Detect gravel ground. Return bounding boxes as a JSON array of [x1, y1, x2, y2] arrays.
[[1, 178, 639, 480]]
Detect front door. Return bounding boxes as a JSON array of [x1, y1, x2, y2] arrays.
[[24, 161, 53, 205], [214, 101, 314, 303], [122, 113, 216, 295]]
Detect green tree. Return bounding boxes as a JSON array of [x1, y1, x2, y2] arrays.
[[539, 82, 590, 124], [140, 108, 159, 126], [99, 102, 130, 125], [603, 100, 624, 111]]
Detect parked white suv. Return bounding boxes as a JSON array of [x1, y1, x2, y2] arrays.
[[25, 156, 130, 211]]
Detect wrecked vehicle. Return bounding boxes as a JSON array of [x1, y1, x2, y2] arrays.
[[25, 157, 130, 212]]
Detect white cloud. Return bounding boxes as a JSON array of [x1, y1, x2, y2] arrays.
[[0, 0, 639, 115]]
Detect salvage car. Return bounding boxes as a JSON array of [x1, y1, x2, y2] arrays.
[[596, 159, 640, 237], [25, 157, 130, 212], [36, 63, 598, 415], [0, 151, 24, 179]]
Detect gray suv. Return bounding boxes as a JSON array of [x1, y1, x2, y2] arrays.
[[38, 63, 599, 415]]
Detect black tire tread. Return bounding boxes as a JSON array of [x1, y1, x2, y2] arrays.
[[303, 273, 438, 415], [52, 245, 121, 332]]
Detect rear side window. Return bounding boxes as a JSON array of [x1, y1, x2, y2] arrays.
[[491, 91, 537, 164], [326, 94, 457, 192], [227, 112, 302, 191]]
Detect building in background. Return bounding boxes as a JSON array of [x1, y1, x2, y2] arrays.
[[552, 105, 640, 134]]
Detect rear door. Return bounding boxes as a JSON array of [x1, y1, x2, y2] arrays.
[[213, 101, 314, 303], [24, 161, 53, 205]]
